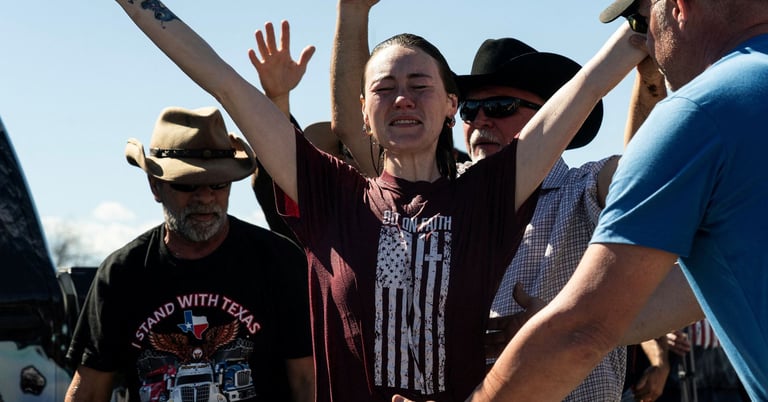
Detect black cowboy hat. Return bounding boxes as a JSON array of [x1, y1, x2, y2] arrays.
[[456, 38, 604, 150]]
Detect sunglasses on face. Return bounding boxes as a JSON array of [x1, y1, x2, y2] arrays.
[[623, 13, 648, 33], [459, 96, 542, 123], [621, 1, 649, 34], [168, 182, 231, 193]]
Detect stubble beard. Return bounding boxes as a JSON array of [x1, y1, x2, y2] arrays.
[[164, 203, 226, 242]]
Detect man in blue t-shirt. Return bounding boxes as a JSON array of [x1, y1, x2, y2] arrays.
[[466, 0, 768, 401]]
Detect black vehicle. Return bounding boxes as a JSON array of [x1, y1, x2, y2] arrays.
[[0, 116, 96, 401]]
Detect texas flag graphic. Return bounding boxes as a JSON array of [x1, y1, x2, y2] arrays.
[[177, 310, 209, 340]]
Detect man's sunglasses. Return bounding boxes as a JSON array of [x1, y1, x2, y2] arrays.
[[621, 4, 648, 34], [168, 182, 230, 193], [459, 96, 542, 123]]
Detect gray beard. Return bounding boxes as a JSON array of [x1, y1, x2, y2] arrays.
[[163, 204, 226, 242]]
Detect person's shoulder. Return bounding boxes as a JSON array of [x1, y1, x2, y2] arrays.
[[539, 156, 618, 196], [229, 216, 301, 250], [569, 155, 619, 177], [98, 224, 162, 274], [118, 224, 161, 252], [227, 217, 306, 274], [230, 215, 281, 237]]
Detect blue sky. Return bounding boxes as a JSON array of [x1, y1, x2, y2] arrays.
[[1, 1, 635, 263]]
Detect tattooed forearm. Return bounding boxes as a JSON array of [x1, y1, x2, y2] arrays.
[[127, 0, 179, 24]]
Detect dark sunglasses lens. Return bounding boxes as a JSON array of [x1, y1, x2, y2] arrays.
[[483, 99, 519, 118], [626, 14, 648, 33], [169, 183, 198, 192], [460, 100, 517, 121], [464, 96, 545, 122], [459, 103, 479, 122], [168, 183, 229, 192], [209, 183, 230, 190]]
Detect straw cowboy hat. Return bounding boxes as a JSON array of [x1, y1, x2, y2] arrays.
[[125, 106, 256, 184], [455, 38, 604, 150]]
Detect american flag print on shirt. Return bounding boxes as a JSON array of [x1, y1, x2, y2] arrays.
[[375, 210, 453, 394]]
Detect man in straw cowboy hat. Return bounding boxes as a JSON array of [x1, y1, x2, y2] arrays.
[[65, 106, 314, 402]]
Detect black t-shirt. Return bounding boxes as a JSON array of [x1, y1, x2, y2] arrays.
[[67, 216, 311, 401]]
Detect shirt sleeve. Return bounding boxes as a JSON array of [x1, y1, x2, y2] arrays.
[[273, 236, 313, 359], [592, 97, 723, 257], [66, 255, 129, 371], [277, 131, 369, 245]]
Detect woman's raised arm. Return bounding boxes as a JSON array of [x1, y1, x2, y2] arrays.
[[513, 24, 646, 211], [115, 0, 300, 201]]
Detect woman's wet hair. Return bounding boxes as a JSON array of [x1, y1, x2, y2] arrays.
[[363, 33, 458, 180]]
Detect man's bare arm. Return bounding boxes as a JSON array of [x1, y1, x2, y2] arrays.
[[65, 366, 115, 402], [468, 243, 677, 401]]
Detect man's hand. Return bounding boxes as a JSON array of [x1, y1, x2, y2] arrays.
[[484, 283, 546, 360], [666, 329, 691, 356], [248, 20, 315, 108], [631, 363, 670, 402], [630, 336, 671, 402]]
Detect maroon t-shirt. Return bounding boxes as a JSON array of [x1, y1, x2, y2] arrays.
[[279, 133, 538, 401]]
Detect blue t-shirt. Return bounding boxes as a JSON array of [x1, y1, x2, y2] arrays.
[[592, 34, 768, 400]]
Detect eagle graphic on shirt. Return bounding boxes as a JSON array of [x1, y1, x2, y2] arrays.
[[149, 317, 239, 363]]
